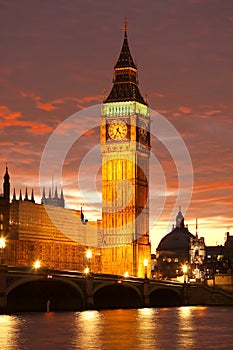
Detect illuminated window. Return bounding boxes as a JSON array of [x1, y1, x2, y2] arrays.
[[217, 255, 223, 261]]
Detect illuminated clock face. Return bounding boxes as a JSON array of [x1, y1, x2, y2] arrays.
[[108, 120, 127, 140]]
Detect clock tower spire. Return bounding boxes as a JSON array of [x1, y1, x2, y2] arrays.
[[104, 21, 146, 105], [101, 22, 151, 278]]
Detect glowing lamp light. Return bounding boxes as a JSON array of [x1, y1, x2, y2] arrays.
[[124, 271, 129, 278], [0, 237, 6, 264], [86, 249, 92, 259], [34, 260, 41, 269], [84, 267, 90, 274], [182, 264, 188, 283], [0, 237, 6, 249], [144, 258, 149, 279]]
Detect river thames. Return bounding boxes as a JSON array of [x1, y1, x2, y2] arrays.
[[0, 306, 233, 350]]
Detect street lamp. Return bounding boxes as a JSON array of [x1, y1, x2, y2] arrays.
[[182, 264, 188, 283], [0, 237, 6, 264], [84, 267, 90, 274], [86, 249, 92, 272], [144, 259, 148, 279], [34, 260, 41, 270]]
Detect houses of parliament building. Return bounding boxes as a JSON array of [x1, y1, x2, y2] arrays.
[[0, 25, 151, 278]]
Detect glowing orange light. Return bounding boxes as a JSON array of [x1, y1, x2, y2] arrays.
[[34, 260, 41, 269], [0, 237, 6, 249], [84, 267, 90, 274]]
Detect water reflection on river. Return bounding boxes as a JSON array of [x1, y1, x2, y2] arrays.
[[0, 306, 233, 350]]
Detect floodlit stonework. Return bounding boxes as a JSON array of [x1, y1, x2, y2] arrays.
[[0, 25, 151, 278]]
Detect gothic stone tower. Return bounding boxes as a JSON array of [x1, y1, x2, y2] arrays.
[[100, 23, 151, 277], [0, 166, 10, 236]]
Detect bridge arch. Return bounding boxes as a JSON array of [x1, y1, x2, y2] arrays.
[[149, 286, 182, 307], [7, 276, 85, 312], [93, 281, 144, 309]]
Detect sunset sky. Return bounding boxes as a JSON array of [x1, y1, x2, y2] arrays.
[[0, 0, 232, 250]]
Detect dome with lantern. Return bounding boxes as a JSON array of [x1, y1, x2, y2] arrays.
[[157, 208, 195, 253]]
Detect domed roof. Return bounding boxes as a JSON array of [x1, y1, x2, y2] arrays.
[[157, 209, 195, 251], [157, 226, 195, 251]]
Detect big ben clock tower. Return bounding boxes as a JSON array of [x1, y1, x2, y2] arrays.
[[100, 22, 151, 277]]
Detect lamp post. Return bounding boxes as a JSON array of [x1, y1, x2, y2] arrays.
[[182, 264, 188, 283], [144, 259, 148, 279], [86, 249, 92, 273], [0, 237, 6, 265], [84, 267, 90, 274]]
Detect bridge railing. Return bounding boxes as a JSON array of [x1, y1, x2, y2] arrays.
[[6, 265, 184, 288]]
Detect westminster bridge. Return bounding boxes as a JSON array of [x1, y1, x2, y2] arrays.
[[1, 265, 233, 312]]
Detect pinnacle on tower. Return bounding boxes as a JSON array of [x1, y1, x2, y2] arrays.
[[196, 217, 198, 238], [19, 189, 22, 201], [176, 207, 184, 228], [114, 18, 137, 70], [104, 20, 147, 105], [3, 164, 10, 202], [4, 165, 10, 181], [31, 189, 35, 203], [24, 188, 28, 201], [60, 188, 64, 200], [42, 187, 46, 199], [54, 186, 58, 198], [41, 186, 65, 208], [13, 188, 16, 201], [81, 206, 84, 222]]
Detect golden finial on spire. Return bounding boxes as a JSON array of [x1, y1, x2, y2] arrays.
[[124, 16, 128, 32]]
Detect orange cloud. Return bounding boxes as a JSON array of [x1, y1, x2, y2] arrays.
[[178, 106, 192, 114], [20, 90, 101, 112], [0, 105, 11, 117], [36, 103, 57, 111], [20, 91, 64, 112], [69, 95, 102, 110], [0, 105, 53, 134], [15, 120, 53, 134]]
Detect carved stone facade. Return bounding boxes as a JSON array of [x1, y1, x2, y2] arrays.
[[0, 25, 152, 278], [2, 187, 101, 272], [189, 236, 205, 266]]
